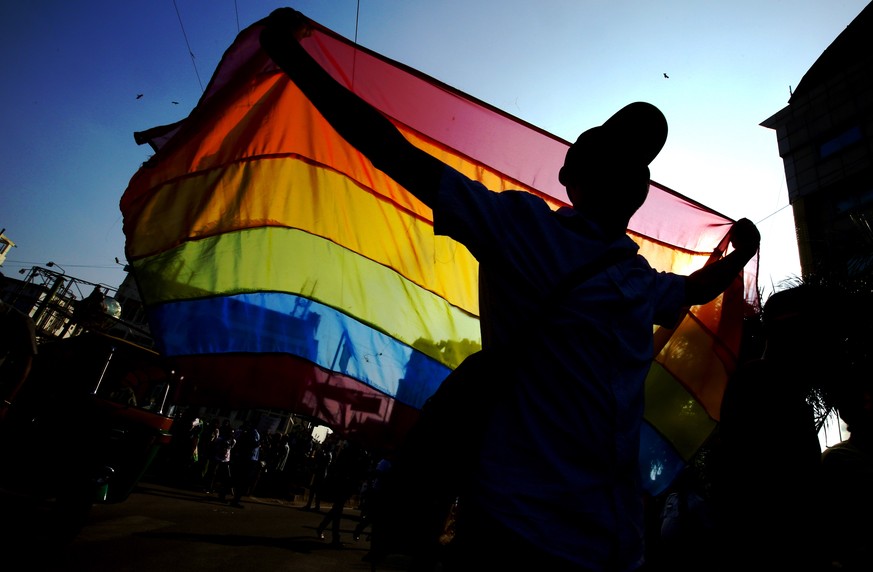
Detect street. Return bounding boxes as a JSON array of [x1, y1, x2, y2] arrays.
[[1, 481, 413, 572]]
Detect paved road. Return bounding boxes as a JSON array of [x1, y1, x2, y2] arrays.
[[2, 481, 414, 572]]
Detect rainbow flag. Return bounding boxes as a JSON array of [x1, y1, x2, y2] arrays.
[[121, 14, 758, 495]]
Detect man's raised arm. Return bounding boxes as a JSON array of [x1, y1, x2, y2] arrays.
[[684, 217, 761, 306], [259, 8, 445, 207]]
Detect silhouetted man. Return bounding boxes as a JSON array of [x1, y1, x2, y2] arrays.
[[261, 10, 760, 571]]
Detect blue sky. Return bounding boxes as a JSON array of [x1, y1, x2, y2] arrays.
[[1, 0, 869, 296]]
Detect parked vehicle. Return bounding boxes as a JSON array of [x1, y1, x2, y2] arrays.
[[0, 331, 181, 542]]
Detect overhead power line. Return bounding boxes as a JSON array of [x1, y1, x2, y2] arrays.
[[173, 0, 204, 93]]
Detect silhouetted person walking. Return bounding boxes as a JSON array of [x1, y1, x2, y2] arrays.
[[229, 421, 260, 508], [303, 442, 332, 511], [315, 440, 369, 548]]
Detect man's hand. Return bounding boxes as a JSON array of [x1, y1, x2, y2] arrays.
[[685, 217, 760, 305], [259, 6, 445, 206], [730, 218, 760, 255], [265, 8, 312, 42]]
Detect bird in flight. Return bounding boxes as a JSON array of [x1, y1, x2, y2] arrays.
[[663, 73, 669, 79], [136, 93, 144, 99]]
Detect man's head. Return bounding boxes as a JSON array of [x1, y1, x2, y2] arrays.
[[762, 283, 847, 366], [560, 102, 668, 234]]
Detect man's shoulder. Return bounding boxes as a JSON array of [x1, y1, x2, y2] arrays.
[[440, 166, 546, 209]]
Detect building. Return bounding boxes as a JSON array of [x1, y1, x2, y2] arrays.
[[0, 230, 14, 268], [1, 265, 152, 345], [761, 1, 873, 279]]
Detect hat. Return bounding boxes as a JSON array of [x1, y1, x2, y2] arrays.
[[559, 102, 668, 186]]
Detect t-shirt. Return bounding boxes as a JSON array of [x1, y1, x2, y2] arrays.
[[233, 427, 261, 462], [213, 435, 235, 463], [434, 166, 686, 570]]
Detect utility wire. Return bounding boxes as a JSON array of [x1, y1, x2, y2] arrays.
[[352, 0, 361, 89], [5, 260, 122, 270], [755, 176, 793, 226], [173, 0, 204, 93], [755, 202, 792, 225], [355, 0, 361, 44]]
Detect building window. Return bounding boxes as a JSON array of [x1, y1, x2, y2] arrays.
[[835, 186, 873, 215], [820, 125, 862, 158]]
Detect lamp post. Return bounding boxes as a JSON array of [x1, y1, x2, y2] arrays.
[[46, 261, 66, 274]]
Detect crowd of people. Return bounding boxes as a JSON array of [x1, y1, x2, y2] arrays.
[[147, 313, 873, 572], [154, 415, 379, 527]]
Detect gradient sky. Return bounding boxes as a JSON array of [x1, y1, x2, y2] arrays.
[[1, 0, 869, 296]]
